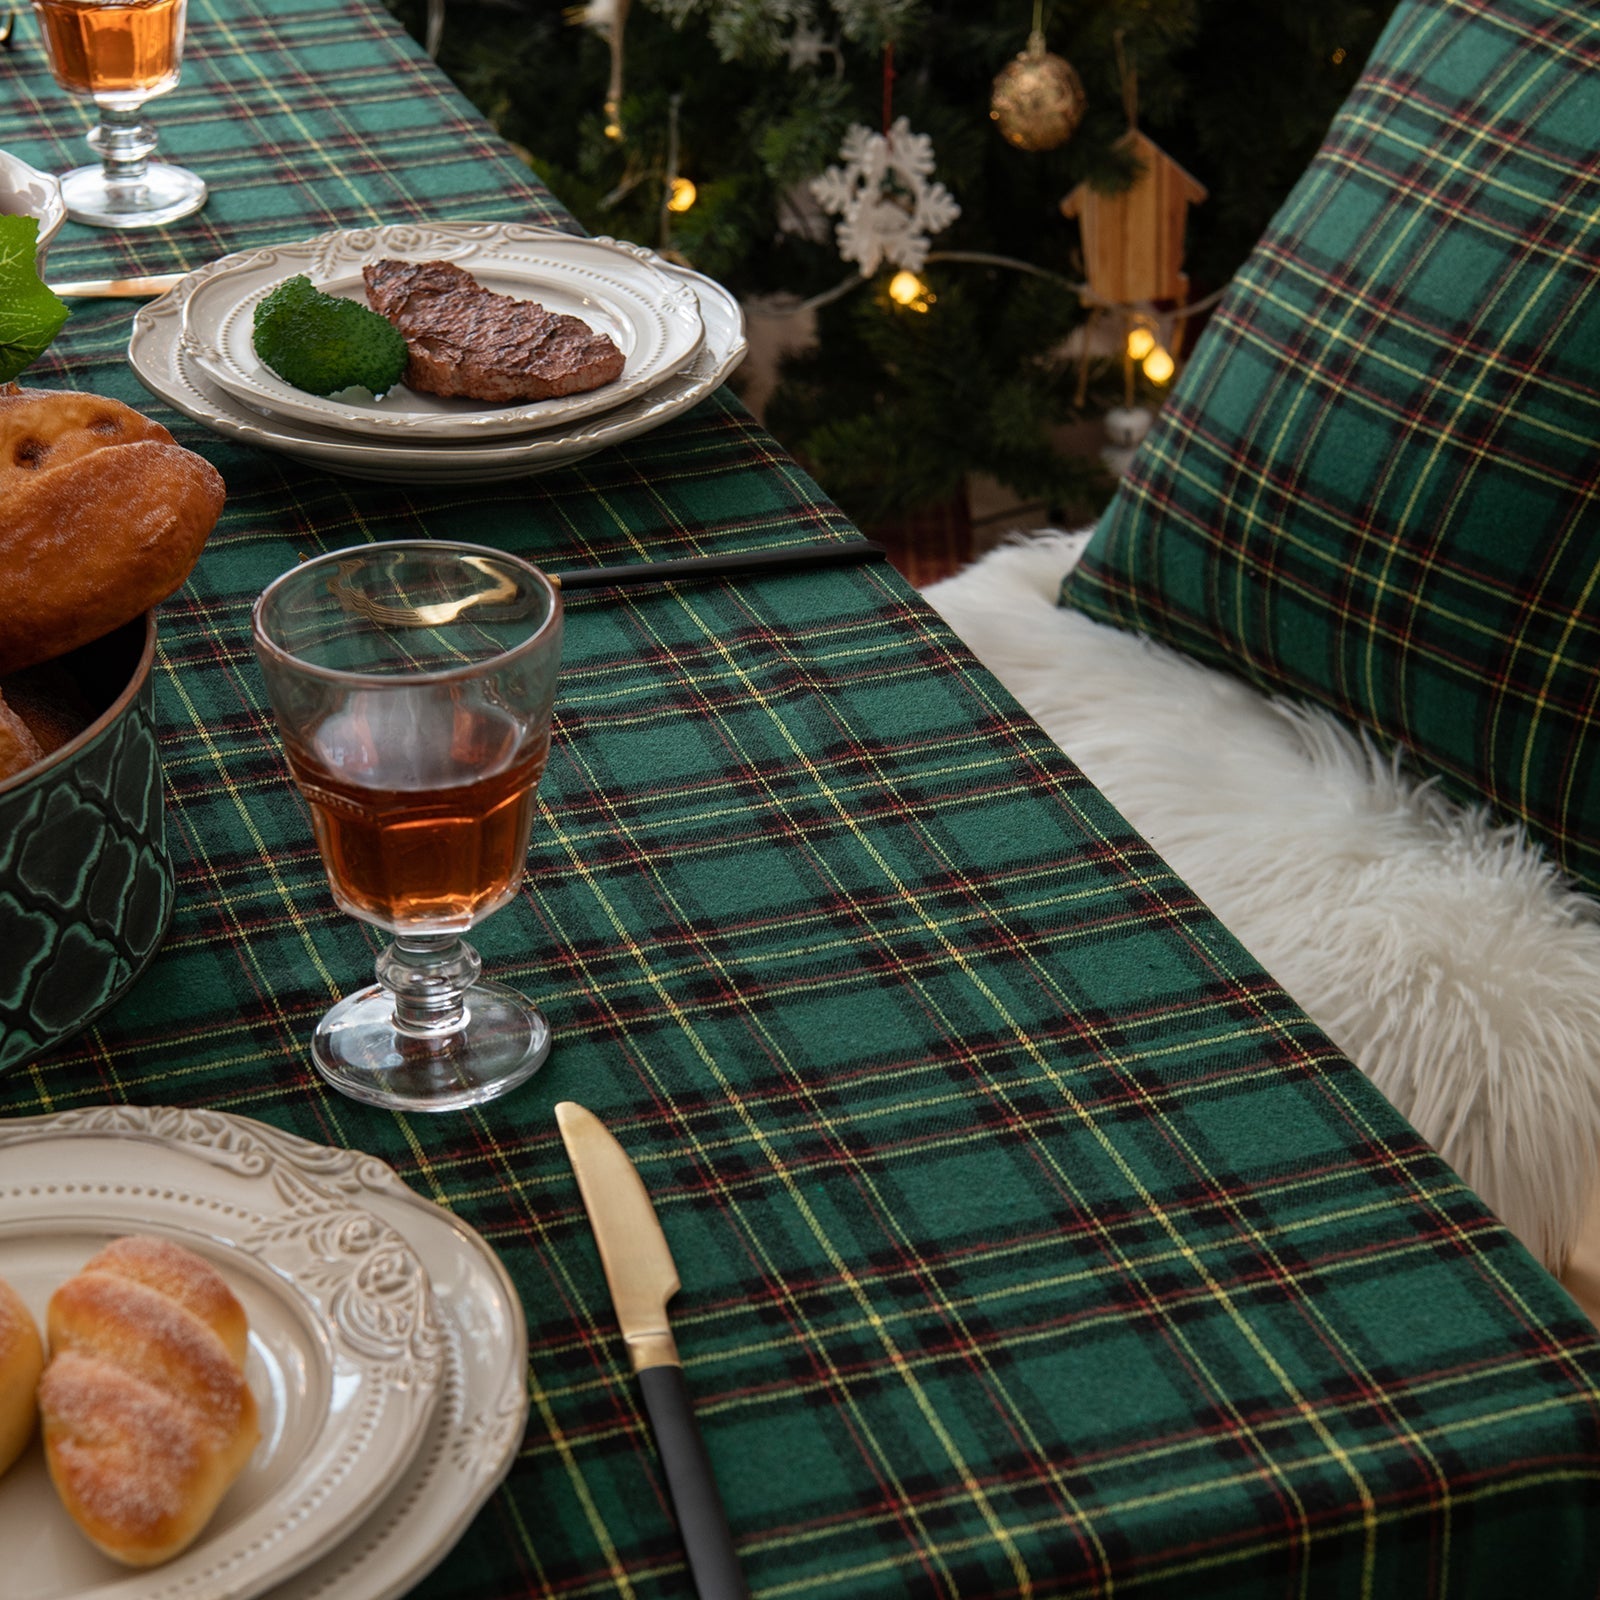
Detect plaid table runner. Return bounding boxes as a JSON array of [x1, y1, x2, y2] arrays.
[[5, 3, 1600, 1596]]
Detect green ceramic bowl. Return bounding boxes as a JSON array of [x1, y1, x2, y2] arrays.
[[0, 615, 175, 1072]]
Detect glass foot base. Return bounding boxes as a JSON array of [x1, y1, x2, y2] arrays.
[[60, 162, 207, 228], [311, 977, 551, 1112]]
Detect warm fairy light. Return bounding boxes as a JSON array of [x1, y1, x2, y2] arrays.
[[667, 177, 697, 212], [889, 270, 925, 305], [1142, 345, 1176, 384], [1126, 324, 1156, 362], [888, 269, 935, 311], [1331, 46, 1347, 64]]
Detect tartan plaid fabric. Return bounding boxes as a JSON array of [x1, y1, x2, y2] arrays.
[[6, 2, 1600, 1595], [1061, 0, 1600, 893]]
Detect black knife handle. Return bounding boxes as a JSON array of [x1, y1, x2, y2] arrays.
[[556, 539, 887, 590], [638, 1363, 751, 1600]]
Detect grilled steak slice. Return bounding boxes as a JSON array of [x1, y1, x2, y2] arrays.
[[362, 258, 626, 403]]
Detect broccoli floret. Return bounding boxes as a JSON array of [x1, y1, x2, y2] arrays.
[[252, 275, 409, 397]]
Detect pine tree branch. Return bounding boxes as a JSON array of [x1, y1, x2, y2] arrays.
[[926, 251, 1230, 318]]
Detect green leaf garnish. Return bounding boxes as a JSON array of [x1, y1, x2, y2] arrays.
[[252, 274, 409, 398], [0, 216, 70, 386]]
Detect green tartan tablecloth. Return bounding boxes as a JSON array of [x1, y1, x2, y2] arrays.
[[5, 2, 1600, 1595]]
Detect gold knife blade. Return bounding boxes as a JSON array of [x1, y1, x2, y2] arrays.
[[555, 1100, 681, 1371], [558, 1102, 750, 1599], [48, 273, 187, 299]]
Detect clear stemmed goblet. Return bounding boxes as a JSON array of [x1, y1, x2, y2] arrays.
[[253, 541, 564, 1112], [31, 0, 207, 228]]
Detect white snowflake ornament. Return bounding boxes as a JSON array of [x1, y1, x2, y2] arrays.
[[785, 17, 833, 70], [809, 116, 960, 277]]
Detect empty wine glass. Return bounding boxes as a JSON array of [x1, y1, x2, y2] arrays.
[[32, 0, 206, 228], [253, 542, 563, 1112]]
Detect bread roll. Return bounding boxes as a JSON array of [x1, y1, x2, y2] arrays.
[[0, 661, 93, 768], [38, 1235, 260, 1567], [0, 1274, 43, 1476], [0, 687, 44, 783], [0, 388, 225, 675]]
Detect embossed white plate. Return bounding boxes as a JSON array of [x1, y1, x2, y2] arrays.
[[177, 222, 704, 439], [130, 253, 746, 485], [0, 1108, 446, 1600], [243, 1116, 528, 1600]]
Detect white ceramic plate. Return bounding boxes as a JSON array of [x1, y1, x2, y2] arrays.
[[130, 255, 746, 484], [0, 1107, 529, 1600], [0, 1108, 446, 1600], [232, 1116, 529, 1600], [177, 223, 704, 439]]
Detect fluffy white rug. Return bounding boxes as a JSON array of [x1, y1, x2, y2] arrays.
[[925, 531, 1600, 1270]]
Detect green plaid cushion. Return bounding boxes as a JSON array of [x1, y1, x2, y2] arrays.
[[1060, 0, 1600, 890]]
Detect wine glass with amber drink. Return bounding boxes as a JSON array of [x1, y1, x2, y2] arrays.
[[253, 542, 563, 1112], [31, 0, 207, 227]]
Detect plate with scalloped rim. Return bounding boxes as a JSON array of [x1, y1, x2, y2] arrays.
[[0, 1107, 447, 1600], [177, 222, 705, 440], [130, 254, 746, 484], [209, 1111, 530, 1600]]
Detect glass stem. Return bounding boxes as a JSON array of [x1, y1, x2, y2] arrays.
[[88, 102, 158, 184], [377, 932, 481, 1037]]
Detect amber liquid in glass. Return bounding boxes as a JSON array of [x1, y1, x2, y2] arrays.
[[35, 0, 185, 97], [283, 697, 549, 933]]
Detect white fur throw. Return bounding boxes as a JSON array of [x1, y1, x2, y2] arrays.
[[925, 531, 1600, 1270]]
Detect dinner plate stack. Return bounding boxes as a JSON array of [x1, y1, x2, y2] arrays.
[[0, 1106, 529, 1600], [128, 221, 749, 484]]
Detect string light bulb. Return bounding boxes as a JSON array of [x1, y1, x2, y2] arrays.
[[1142, 345, 1176, 385], [888, 269, 935, 312], [1125, 324, 1156, 362], [667, 177, 697, 213], [888, 270, 924, 304]]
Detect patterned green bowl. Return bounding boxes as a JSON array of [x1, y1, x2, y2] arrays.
[[0, 615, 175, 1072]]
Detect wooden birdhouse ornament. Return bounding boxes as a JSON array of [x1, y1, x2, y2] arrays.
[[1059, 128, 1206, 306]]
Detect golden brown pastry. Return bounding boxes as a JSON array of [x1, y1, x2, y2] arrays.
[[1, 661, 93, 765], [0, 1274, 44, 1476], [0, 687, 44, 783], [38, 1236, 260, 1567], [0, 387, 225, 676]]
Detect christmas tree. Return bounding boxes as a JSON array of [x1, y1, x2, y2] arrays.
[[385, 0, 1393, 532]]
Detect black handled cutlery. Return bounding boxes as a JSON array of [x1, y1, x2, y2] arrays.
[[555, 1101, 751, 1600]]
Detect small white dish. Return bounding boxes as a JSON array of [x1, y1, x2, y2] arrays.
[[176, 222, 704, 439], [0, 1107, 446, 1600], [0, 150, 67, 272], [130, 254, 747, 484]]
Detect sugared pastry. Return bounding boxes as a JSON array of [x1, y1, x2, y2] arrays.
[[0, 1274, 44, 1476], [38, 1236, 260, 1566]]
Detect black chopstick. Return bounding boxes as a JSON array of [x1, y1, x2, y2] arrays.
[[551, 539, 887, 591]]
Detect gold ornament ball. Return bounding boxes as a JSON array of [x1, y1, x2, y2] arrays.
[[990, 31, 1086, 153]]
